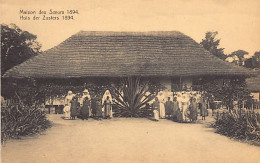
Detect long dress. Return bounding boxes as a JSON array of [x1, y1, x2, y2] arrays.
[[91, 98, 97, 116], [81, 99, 90, 119], [190, 101, 198, 121], [64, 94, 74, 119], [63, 105, 70, 119], [172, 101, 179, 119], [96, 101, 103, 117], [102, 90, 113, 117], [80, 94, 91, 116], [70, 101, 79, 117], [181, 98, 190, 122], [104, 99, 112, 117], [201, 102, 207, 117], [152, 101, 160, 121], [158, 92, 166, 118], [165, 100, 173, 117]]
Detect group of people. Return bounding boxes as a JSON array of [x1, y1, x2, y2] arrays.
[[152, 91, 208, 122], [63, 89, 113, 120]]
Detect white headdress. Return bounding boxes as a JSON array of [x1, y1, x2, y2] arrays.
[[102, 90, 113, 105]]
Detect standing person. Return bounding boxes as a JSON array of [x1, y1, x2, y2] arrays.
[[70, 96, 79, 120], [91, 97, 97, 119], [63, 105, 71, 120], [64, 91, 74, 119], [81, 96, 91, 120], [65, 91, 74, 107], [172, 97, 179, 121], [157, 91, 166, 119], [201, 98, 207, 120], [96, 99, 103, 120], [152, 97, 160, 121], [190, 97, 198, 122], [102, 90, 113, 118], [103, 96, 112, 119], [165, 97, 173, 119], [80, 89, 91, 116], [181, 94, 190, 122]]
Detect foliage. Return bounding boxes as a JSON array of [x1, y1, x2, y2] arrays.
[[110, 77, 156, 117], [1, 24, 41, 75], [229, 50, 249, 66], [213, 110, 260, 145], [244, 51, 260, 69], [1, 96, 51, 143], [196, 77, 252, 111], [1, 77, 163, 118], [200, 31, 227, 60]]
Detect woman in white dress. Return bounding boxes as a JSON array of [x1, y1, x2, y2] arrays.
[[157, 91, 166, 119], [152, 97, 160, 121], [102, 90, 113, 118], [181, 93, 190, 122], [64, 91, 74, 119]]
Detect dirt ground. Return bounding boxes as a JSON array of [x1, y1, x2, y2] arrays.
[[2, 114, 260, 163]]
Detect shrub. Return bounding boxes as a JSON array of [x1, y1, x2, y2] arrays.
[[213, 109, 260, 145], [111, 77, 156, 117], [1, 100, 51, 143]]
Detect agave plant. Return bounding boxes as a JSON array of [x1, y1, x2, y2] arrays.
[[111, 77, 155, 117]]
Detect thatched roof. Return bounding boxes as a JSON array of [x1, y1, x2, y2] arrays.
[[246, 70, 260, 92], [3, 31, 253, 78]]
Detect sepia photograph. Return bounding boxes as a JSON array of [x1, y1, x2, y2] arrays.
[[1, 0, 260, 162]]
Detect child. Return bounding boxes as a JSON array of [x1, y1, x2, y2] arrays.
[[63, 105, 70, 120], [152, 97, 160, 121]]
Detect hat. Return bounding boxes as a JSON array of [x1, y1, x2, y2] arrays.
[[83, 89, 89, 93]]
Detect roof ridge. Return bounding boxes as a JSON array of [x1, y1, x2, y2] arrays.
[[76, 31, 184, 37]]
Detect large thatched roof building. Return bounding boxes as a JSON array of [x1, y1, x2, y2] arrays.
[[3, 31, 253, 92]]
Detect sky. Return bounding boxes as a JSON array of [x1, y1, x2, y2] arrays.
[[1, 0, 260, 56]]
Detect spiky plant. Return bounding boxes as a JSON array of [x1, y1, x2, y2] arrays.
[[111, 77, 155, 117]]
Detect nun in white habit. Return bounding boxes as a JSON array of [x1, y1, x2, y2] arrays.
[[157, 91, 166, 118], [64, 91, 75, 119], [102, 90, 113, 118]]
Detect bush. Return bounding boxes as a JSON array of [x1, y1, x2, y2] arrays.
[[213, 110, 260, 145], [111, 77, 156, 117], [1, 101, 51, 143]]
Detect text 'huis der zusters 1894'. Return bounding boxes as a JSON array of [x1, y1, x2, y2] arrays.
[[19, 9, 79, 21]]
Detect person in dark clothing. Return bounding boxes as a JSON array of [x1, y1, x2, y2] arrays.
[[70, 96, 79, 120], [172, 97, 179, 121], [165, 97, 173, 119], [189, 97, 198, 122], [201, 98, 207, 120], [96, 99, 103, 120], [91, 98, 97, 119], [81, 96, 90, 120]]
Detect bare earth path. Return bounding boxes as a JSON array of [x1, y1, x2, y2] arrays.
[[2, 114, 260, 163]]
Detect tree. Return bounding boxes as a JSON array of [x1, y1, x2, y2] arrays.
[[200, 31, 227, 60], [229, 50, 249, 66], [1, 24, 41, 75], [244, 51, 260, 69]]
